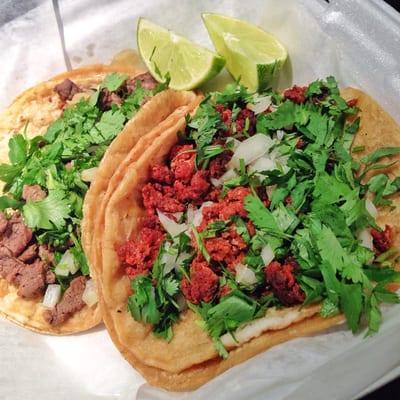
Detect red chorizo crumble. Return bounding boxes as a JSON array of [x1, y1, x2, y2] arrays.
[[371, 225, 393, 254], [283, 85, 307, 104], [265, 260, 305, 306]]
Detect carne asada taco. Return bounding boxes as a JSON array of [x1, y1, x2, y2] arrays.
[[94, 77, 400, 390], [0, 63, 179, 334]]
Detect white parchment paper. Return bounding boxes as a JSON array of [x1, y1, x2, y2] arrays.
[[0, 1, 400, 399]]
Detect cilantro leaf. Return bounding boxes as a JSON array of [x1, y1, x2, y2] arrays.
[[244, 195, 283, 237], [360, 147, 400, 164], [94, 109, 126, 143], [101, 73, 128, 91], [128, 275, 160, 324], [22, 190, 70, 230], [340, 283, 362, 333]]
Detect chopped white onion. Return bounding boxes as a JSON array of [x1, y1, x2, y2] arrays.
[[235, 264, 258, 285], [228, 134, 274, 169], [365, 199, 378, 218], [248, 157, 276, 174], [210, 169, 237, 187], [187, 202, 214, 227], [357, 229, 374, 251], [226, 137, 241, 151], [261, 244, 275, 265], [81, 167, 98, 182], [54, 250, 78, 276], [162, 247, 176, 275], [157, 209, 188, 237], [42, 284, 61, 308], [82, 279, 98, 307], [247, 95, 272, 115], [276, 130, 285, 141]]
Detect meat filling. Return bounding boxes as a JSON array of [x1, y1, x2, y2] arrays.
[[43, 276, 87, 325]]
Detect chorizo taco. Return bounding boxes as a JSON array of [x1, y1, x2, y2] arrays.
[[0, 63, 196, 334], [92, 77, 400, 390]]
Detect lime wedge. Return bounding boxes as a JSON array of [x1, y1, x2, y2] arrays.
[[137, 18, 225, 90], [202, 13, 288, 92]]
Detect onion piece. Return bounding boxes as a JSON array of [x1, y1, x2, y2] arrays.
[[157, 209, 188, 237], [276, 130, 285, 141], [162, 252, 176, 275], [365, 199, 378, 218], [210, 169, 237, 187], [82, 279, 98, 307], [247, 95, 272, 115], [357, 229, 374, 251], [248, 157, 276, 174], [261, 244, 275, 265], [54, 250, 78, 276], [81, 167, 98, 182], [229, 134, 274, 169], [226, 137, 241, 151], [42, 284, 61, 308], [235, 264, 258, 285]]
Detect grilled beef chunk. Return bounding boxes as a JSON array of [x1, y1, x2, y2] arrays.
[[43, 276, 87, 325], [0, 248, 46, 298], [22, 185, 46, 202], [0, 213, 32, 256], [126, 72, 157, 93], [17, 259, 47, 298], [18, 244, 38, 263], [98, 89, 123, 111], [54, 79, 80, 101]]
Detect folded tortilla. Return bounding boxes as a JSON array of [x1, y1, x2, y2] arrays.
[[0, 64, 149, 334], [91, 87, 400, 390]]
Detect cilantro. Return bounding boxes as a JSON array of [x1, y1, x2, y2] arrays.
[[244, 194, 284, 238], [100, 72, 128, 91], [192, 226, 211, 262], [0, 195, 22, 210], [128, 276, 160, 324], [22, 190, 70, 230], [360, 147, 400, 164], [188, 101, 223, 166], [196, 292, 257, 358], [320, 298, 340, 317], [94, 109, 126, 143]]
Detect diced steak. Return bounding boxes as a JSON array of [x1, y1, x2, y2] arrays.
[[97, 88, 123, 111], [126, 72, 157, 93], [0, 247, 46, 299], [17, 259, 47, 298], [43, 276, 87, 325], [45, 270, 56, 284], [0, 212, 8, 234], [0, 213, 32, 256], [22, 185, 46, 202], [18, 244, 38, 263], [54, 79, 81, 101], [0, 245, 24, 281]]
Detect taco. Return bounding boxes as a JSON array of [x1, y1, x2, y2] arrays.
[[0, 63, 187, 334], [92, 78, 400, 390]]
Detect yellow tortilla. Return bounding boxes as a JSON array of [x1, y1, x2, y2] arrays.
[[92, 87, 400, 390], [0, 64, 146, 334]]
